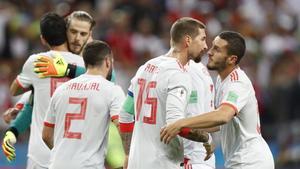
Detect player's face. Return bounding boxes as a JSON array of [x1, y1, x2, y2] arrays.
[[67, 18, 91, 55], [188, 28, 207, 63], [207, 36, 229, 71]]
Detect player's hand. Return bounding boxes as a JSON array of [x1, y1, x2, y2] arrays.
[[2, 131, 17, 162], [203, 142, 215, 161], [34, 52, 67, 78], [160, 121, 182, 144], [2, 108, 20, 124]]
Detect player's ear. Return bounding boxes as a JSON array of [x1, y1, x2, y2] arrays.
[[40, 35, 47, 46], [228, 55, 238, 65], [183, 35, 191, 48], [105, 56, 111, 69]]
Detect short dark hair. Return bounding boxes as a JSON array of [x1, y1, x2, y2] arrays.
[[170, 17, 206, 44], [40, 12, 67, 46], [83, 40, 112, 68], [66, 11, 95, 30], [218, 31, 246, 64]]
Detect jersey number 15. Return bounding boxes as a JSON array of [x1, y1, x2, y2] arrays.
[[136, 78, 157, 124]]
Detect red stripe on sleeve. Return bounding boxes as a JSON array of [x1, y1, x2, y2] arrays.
[[178, 127, 191, 137], [111, 115, 119, 121], [221, 102, 238, 115], [119, 122, 134, 133], [15, 103, 24, 110], [44, 122, 55, 128]]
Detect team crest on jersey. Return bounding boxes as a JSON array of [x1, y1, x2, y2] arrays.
[[226, 91, 238, 103], [176, 87, 187, 101], [189, 90, 198, 103]]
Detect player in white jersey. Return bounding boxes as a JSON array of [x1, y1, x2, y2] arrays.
[[9, 13, 84, 169], [119, 17, 211, 169], [183, 60, 216, 169], [161, 31, 274, 169], [42, 40, 123, 169]]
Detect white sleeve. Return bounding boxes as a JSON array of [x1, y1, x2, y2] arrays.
[[221, 81, 250, 113], [16, 55, 36, 89], [109, 85, 126, 120], [166, 71, 191, 124]]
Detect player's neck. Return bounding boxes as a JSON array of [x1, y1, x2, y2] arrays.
[[219, 65, 238, 81], [50, 43, 69, 52], [86, 67, 107, 78], [166, 47, 189, 65]]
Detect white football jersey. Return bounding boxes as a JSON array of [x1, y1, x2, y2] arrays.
[[215, 67, 274, 169], [16, 50, 84, 167], [183, 60, 215, 167], [44, 74, 125, 169], [126, 55, 191, 169]]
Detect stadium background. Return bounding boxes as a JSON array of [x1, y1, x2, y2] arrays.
[[0, 0, 300, 168]]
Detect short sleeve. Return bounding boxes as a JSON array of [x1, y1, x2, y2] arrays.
[[166, 71, 191, 124], [221, 81, 249, 114], [16, 55, 36, 89], [109, 85, 126, 120]]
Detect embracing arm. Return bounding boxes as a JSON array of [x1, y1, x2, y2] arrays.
[[180, 104, 236, 129]]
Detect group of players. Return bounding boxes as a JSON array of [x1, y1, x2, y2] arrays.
[[1, 10, 275, 169]]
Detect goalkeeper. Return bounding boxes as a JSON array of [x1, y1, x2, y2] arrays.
[[2, 53, 125, 169]]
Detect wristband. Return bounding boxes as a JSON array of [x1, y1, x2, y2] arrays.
[[178, 127, 191, 137], [66, 64, 77, 78]]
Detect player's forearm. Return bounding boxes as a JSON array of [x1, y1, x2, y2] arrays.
[[181, 110, 228, 129], [180, 128, 209, 142], [10, 103, 32, 135], [42, 126, 54, 149], [120, 132, 132, 155]]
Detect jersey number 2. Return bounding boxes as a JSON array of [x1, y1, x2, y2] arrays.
[[64, 97, 87, 139], [136, 78, 157, 124]]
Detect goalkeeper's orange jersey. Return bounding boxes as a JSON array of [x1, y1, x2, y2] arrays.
[[44, 74, 125, 169], [16, 50, 84, 167]]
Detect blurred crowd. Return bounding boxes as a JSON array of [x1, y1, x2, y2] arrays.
[[0, 0, 300, 168]]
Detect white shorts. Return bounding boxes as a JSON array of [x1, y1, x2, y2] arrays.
[[26, 158, 48, 169]]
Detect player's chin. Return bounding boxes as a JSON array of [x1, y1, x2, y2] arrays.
[[193, 56, 201, 63]]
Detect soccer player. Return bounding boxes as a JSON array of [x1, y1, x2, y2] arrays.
[[3, 11, 125, 169], [119, 17, 209, 169], [160, 31, 275, 169], [1, 11, 94, 163], [42, 40, 123, 169], [9, 12, 85, 169], [183, 59, 216, 169]]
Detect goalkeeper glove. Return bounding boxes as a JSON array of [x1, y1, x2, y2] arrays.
[[34, 52, 76, 78], [2, 130, 17, 162]]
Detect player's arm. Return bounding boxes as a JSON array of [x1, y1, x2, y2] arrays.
[[34, 55, 117, 81], [42, 94, 57, 150], [119, 91, 135, 154], [105, 85, 126, 169], [33, 54, 85, 78], [2, 92, 33, 162], [42, 125, 54, 149], [119, 90, 135, 168], [10, 80, 31, 96], [161, 103, 236, 144], [163, 71, 209, 144], [11, 55, 36, 96]]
